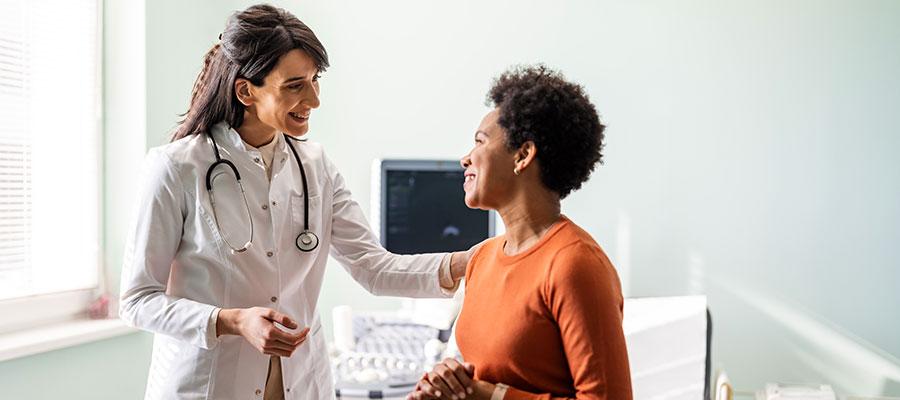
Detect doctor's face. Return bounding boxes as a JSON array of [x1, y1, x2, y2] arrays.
[[247, 49, 321, 137], [460, 109, 518, 211]]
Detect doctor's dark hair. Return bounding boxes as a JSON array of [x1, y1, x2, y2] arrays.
[[172, 4, 329, 141], [487, 65, 604, 199]]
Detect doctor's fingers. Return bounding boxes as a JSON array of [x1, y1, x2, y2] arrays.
[[261, 341, 299, 357], [262, 309, 299, 330], [267, 326, 309, 347]]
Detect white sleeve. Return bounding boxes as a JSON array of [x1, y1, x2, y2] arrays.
[[206, 307, 221, 344], [324, 154, 452, 298], [118, 148, 221, 349]]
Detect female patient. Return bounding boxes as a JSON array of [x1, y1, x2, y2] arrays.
[[410, 65, 632, 400]]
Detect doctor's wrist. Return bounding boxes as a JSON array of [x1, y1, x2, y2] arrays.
[[216, 308, 243, 337], [449, 251, 467, 281]]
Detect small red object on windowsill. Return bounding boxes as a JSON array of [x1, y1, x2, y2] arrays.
[[88, 294, 110, 319]]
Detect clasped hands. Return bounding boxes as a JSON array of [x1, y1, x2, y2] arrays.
[[407, 358, 494, 400]]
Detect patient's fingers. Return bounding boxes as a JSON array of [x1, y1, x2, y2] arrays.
[[441, 358, 474, 395], [463, 362, 475, 376], [408, 388, 433, 400], [416, 373, 442, 399], [408, 388, 437, 400], [427, 371, 455, 400]]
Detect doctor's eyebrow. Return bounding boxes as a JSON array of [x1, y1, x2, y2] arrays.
[[282, 72, 321, 85], [282, 76, 308, 84]]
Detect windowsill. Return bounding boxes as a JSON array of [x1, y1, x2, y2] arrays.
[[0, 318, 137, 362]]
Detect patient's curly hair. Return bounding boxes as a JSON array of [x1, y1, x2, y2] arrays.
[[487, 65, 604, 199]]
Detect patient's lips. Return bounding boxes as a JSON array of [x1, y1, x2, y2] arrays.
[[463, 171, 476, 190]]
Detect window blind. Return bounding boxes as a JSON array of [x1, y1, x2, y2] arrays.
[[0, 0, 100, 301]]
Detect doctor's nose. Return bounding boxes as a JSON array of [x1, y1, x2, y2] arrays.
[[305, 84, 321, 109]]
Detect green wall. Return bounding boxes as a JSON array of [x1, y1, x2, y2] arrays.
[[0, 333, 153, 399], [2, 1, 898, 398]]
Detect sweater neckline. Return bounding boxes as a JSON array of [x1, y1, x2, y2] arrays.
[[495, 215, 570, 264]]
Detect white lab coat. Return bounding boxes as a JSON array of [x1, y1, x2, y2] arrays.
[[120, 122, 450, 399]]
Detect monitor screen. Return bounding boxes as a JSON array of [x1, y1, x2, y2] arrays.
[[380, 160, 493, 254]]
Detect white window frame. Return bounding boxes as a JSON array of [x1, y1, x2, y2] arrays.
[[0, 0, 104, 336]]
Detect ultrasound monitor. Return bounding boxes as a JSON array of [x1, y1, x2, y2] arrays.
[[372, 159, 495, 254]]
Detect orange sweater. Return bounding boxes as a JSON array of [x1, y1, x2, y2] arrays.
[[455, 216, 632, 400]]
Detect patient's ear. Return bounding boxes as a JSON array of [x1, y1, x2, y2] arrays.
[[514, 141, 538, 173]]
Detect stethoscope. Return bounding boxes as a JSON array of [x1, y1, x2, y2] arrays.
[[205, 131, 319, 254]]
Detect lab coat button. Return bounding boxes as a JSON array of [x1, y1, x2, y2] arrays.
[[255, 389, 262, 395], [267, 251, 274, 257], [271, 201, 277, 206], [262, 204, 268, 210], [270, 296, 277, 302], [254, 157, 261, 163]]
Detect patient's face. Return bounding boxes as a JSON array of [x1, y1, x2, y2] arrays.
[[460, 109, 517, 210]]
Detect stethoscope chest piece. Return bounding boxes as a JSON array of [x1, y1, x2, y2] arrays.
[[296, 230, 319, 252]]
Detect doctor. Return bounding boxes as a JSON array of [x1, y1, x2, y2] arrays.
[[119, 4, 471, 400]]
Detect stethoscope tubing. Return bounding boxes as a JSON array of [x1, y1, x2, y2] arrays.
[[206, 131, 319, 253], [284, 134, 319, 252]]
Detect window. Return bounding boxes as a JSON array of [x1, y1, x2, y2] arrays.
[[0, 0, 101, 332]]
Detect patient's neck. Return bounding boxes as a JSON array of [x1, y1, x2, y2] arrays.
[[498, 187, 561, 256]]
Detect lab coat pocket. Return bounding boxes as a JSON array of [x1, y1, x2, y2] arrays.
[[291, 193, 323, 254]]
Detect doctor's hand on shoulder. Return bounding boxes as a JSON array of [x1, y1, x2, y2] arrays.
[[215, 307, 310, 357]]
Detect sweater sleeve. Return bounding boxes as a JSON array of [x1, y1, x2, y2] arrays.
[[502, 243, 633, 400]]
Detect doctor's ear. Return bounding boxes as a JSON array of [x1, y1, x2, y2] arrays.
[[234, 78, 254, 106]]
